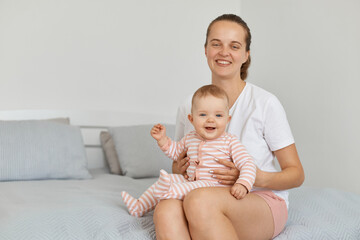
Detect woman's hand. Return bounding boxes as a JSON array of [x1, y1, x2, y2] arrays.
[[172, 150, 190, 179], [210, 159, 240, 185]]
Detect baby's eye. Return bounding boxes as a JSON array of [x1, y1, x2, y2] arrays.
[[216, 114, 223, 117], [199, 113, 206, 117]]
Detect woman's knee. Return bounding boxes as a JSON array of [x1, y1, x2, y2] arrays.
[[154, 199, 183, 223], [153, 199, 190, 240], [183, 188, 218, 220]]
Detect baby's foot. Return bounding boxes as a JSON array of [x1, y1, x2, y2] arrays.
[[153, 169, 171, 199], [121, 191, 144, 217]]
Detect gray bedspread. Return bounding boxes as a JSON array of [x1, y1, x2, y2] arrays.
[[0, 171, 359, 239], [277, 187, 360, 239]]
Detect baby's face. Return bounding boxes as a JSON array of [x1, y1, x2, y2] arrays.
[[188, 95, 231, 140]]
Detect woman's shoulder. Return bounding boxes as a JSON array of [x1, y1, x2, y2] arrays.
[[244, 82, 284, 110], [175, 94, 194, 141], [246, 82, 278, 101]]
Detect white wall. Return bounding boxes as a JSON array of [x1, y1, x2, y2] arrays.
[[0, 0, 241, 118], [242, 0, 360, 194], [1, 0, 360, 194]]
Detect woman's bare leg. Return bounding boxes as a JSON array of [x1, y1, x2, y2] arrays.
[[183, 187, 274, 240], [153, 199, 191, 240]]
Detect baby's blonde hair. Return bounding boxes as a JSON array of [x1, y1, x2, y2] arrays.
[[191, 85, 229, 111]]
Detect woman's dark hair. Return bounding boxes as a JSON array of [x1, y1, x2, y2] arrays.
[[205, 14, 252, 80]]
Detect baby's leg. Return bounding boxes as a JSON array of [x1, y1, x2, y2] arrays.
[[153, 170, 216, 200], [121, 182, 159, 217], [162, 180, 216, 200], [121, 169, 188, 217], [153, 169, 187, 198]]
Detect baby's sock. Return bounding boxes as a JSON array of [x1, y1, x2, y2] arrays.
[[121, 183, 158, 217], [121, 191, 141, 217]]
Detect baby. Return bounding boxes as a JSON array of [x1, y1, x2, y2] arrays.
[[122, 84, 256, 217]]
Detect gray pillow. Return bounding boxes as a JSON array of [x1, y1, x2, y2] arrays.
[[100, 131, 122, 175], [109, 124, 174, 178], [0, 120, 91, 181]]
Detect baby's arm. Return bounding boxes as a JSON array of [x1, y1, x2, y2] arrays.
[[230, 137, 257, 194], [150, 124, 168, 147], [230, 183, 248, 200], [151, 124, 187, 162]]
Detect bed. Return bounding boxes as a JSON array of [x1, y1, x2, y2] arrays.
[[1, 110, 360, 240]]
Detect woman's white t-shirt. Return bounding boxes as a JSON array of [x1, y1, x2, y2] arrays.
[[175, 83, 294, 208]]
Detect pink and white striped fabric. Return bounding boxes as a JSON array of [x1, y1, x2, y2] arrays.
[[153, 170, 216, 200], [122, 170, 217, 217], [121, 132, 256, 217], [161, 131, 256, 191]]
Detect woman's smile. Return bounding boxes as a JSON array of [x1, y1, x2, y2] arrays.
[[216, 59, 232, 66]]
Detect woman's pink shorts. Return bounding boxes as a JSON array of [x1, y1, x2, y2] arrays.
[[253, 190, 288, 238]]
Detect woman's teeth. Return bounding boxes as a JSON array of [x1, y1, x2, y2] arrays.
[[217, 60, 230, 65]]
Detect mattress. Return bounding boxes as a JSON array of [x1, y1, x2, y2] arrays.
[[0, 170, 157, 240], [1, 170, 359, 240]]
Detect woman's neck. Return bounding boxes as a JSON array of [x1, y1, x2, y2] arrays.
[[212, 76, 246, 109]]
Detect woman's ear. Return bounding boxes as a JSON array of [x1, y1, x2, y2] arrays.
[[244, 50, 250, 63]]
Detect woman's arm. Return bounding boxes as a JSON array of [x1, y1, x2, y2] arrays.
[[255, 143, 304, 190], [210, 143, 304, 189]]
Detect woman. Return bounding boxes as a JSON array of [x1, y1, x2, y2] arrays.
[[153, 14, 304, 240]]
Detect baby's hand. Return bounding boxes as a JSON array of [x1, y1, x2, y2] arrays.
[[150, 124, 167, 145], [230, 183, 248, 200]]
